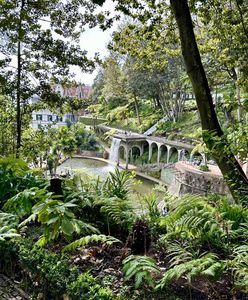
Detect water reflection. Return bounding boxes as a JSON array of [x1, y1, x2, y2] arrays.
[[58, 158, 156, 197]]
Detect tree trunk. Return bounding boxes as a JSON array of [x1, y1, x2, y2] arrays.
[[16, 39, 22, 157], [133, 94, 141, 125], [170, 0, 248, 202], [232, 67, 242, 122], [236, 82, 242, 122], [16, 0, 25, 158]]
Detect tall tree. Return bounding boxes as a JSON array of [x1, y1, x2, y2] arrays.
[[0, 0, 108, 156], [111, 21, 190, 122], [170, 0, 248, 201]]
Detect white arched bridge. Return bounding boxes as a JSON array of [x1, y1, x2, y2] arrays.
[[96, 125, 203, 169]]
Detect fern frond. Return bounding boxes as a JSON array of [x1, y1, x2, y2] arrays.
[[228, 245, 248, 293], [18, 213, 37, 227], [62, 234, 121, 252], [0, 212, 20, 241], [74, 220, 100, 235], [163, 242, 197, 267], [122, 255, 160, 288], [96, 196, 136, 227], [157, 253, 223, 289]]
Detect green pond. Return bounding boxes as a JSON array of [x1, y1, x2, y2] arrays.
[[58, 157, 161, 212]]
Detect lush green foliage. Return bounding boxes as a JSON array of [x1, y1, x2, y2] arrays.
[[123, 255, 160, 288], [18, 242, 78, 298], [157, 194, 248, 293], [0, 158, 247, 299], [67, 272, 114, 300], [20, 197, 99, 246], [3, 187, 49, 218], [0, 157, 47, 207], [103, 168, 135, 199], [0, 212, 20, 241], [63, 169, 137, 237], [62, 234, 121, 252]]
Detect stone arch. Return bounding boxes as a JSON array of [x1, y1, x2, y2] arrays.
[[130, 145, 141, 164], [179, 149, 190, 161], [158, 144, 168, 164], [118, 144, 130, 169], [148, 142, 159, 164], [190, 151, 205, 164], [131, 145, 142, 156], [140, 141, 149, 164], [184, 150, 190, 160], [168, 147, 178, 163], [118, 145, 127, 161]]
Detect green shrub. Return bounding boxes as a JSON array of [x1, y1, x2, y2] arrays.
[[0, 158, 47, 207], [67, 272, 114, 300], [18, 242, 78, 298], [3, 187, 50, 218], [20, 197, 99, 246]]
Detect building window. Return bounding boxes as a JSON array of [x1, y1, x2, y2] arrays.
[[47, 115, 53, 122], [56, 116, 63, 122], [36, 114, 42, 121]]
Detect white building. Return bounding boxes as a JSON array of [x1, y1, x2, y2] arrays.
[[31, 84, 92, 129], [31, 109, 76, 129]]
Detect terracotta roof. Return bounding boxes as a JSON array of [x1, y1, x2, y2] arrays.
[[52, 84, 92, 99]]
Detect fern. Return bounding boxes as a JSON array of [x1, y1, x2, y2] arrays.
[[122, 255, 160, 288], [157, 253, 224, 289], [162, 241, 199, 267], [159, 195, 228, 248], [62, 234, 121, 252], [64, 191, 93, 209], [229, 245, 248, 293], [96, 196, 136, 229], [158, 194, 248, 293], [0, 212, 20, 241]]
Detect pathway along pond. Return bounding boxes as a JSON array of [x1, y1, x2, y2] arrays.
[[57, 157, 162, 212]]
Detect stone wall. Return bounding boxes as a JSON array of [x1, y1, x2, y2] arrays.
[[76, 150, 104, 158], [169, 162, 230, 196]]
